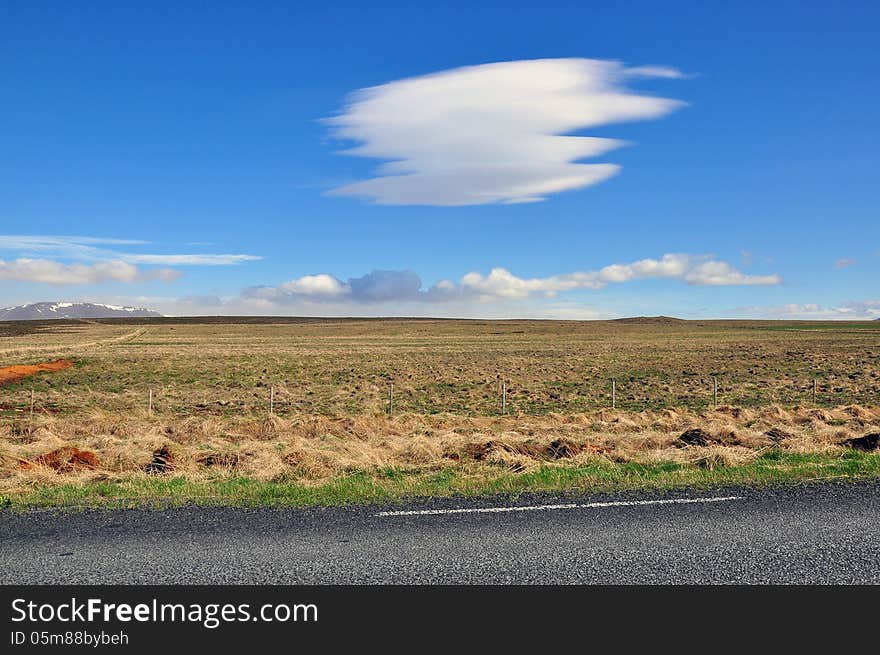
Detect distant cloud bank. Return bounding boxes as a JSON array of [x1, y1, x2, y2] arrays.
[[326, 58, 686, 206], [737, 300, 880, 320], [243, 253, 780, 306], [0, 258, 179, 285], [0, 235, 260, 285]]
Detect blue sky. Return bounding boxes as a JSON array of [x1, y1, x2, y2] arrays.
[[2, 1, 878, 318]]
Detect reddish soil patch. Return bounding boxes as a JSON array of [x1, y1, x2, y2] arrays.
[[0, 359, 73, 386], [20, 447, 99, 472]]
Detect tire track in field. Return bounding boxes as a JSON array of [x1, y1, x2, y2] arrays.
[[0, 327, 149, 361]]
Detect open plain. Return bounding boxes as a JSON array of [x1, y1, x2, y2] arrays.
[[1, 317, 879, 507]]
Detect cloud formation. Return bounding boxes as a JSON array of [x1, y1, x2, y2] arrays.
[[326, 58, 685, 206], [0, 235, 260, 285], [246, 270, 432, 304], [244, 254, 780, 305], [737, 300, 880, 320], [124, 254, 261, 266], [459, 256, 780, 298], [0, 258, 180, 285], [0, 235, 260, 267]]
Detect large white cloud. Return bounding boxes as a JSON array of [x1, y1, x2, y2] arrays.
[[326, 58, 685, 206], [280, 274, 348, 296]]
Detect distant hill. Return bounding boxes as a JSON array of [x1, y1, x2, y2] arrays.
[[611, 316, 686, 325], [0, 302, 163, 321]]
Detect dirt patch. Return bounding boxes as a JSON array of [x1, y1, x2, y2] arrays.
[[197, 452, 242, 468], [545, 438, 612, 459], [145, 446, 174, 474], [611, 316, 685, 325], [764, 427, 793, 443], [677, 428, 711, 447], [842, 433, 880, 451], [545, 438, 585, 459], [20, 447, 99, 472], [457, 441, 543, 461], [676, 428, 740, 447], [0, 359, 73, 386], [448, 438, 605, 462]]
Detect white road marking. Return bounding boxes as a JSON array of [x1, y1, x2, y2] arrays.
[[375, 495, 743, 517]]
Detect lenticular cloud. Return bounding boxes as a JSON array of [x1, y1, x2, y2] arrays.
[[326, 58, 685, 206]]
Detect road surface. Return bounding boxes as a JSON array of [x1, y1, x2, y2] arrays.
[[2, 481, 878, 583]]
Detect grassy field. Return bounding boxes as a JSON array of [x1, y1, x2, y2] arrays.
[[1, 317, 879, 507]]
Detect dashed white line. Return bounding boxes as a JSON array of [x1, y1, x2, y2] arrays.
[[375, 495, 743, 517]]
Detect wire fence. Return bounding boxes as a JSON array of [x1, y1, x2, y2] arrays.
[[6, 373, 880, 421]]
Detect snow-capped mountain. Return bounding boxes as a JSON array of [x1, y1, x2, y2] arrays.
[[0, 302, 163, 320]]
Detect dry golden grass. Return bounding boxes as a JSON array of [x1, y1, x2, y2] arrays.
[[1, 318, 878, 500], [2, 403, 878, 496]]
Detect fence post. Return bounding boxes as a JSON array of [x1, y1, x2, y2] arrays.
[[30, 389, 35, 422], [269, 386, 275, 416], [502, 382, 507, 415], [611, 378, 616, 410], [148, 388, 153, 417], [813, 379, 817, 405], [713, 377, 718, 408], [388, 383, 394, 417]]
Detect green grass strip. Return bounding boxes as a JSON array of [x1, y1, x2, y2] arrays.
[[2, 450, 879, 510]]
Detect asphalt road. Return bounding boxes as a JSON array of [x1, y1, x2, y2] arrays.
[[2, 481, 879, 584]]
